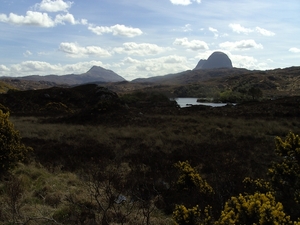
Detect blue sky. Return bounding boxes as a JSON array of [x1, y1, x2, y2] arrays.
[[0, 0, 299, 80]]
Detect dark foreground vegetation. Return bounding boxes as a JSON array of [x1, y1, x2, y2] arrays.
[[1, 84, 300, 224]]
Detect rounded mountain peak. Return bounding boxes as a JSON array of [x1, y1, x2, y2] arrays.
[[194, 51, 233, 70]]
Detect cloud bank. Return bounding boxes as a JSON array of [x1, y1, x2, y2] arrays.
[[113, 42, 169, 56], [219, 40, 263, 50], [229, 23, 275, 36], [289, 48, 300, 53], [88, 24, 143, 37], [59, 42, 111, 58], [0, 0, 142, 38], [173, 38, 209, 51], [34, 0, 73, 12]]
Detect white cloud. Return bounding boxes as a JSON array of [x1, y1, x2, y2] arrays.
[[113, 42, 170, 56], [0, 14, 7, 21], [209, 27, 218, 33], [163, 55, 187, 63], [229, 23, 253, 34], [170, 0, 201, 5], [111, 24, 143, 37], [0, 60, 109, 77], [0, 65, 9, 72], [11, 61, 60, 73], [172, 24, 193, 32], [173, 37, 209, 51], [120, 55, 191, 79], [230, 54, 268, 70], [230, 55, 257, 68], [0, 11, 80, 27], [289, 47, 300, 53], [229, 23, 275, 37], [23, 50, 33, 57], [59, 42, 111, 58], [55, 13, 77, 25], [0, 60, 145, 79], [87, 25, 111, 35], [182, 24, 192, 32], [209, 27, 218, 38], [122, 57, 140, 64], [0, 11, 55, 27], [34, 0, 73, 12], [255, 27, 275, 36], [37, 51, 51, 56], [88, 24, 143, 37], [80, 19, 88, 25], [219, 39, 263, 50]]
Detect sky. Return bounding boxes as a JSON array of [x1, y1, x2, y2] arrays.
[[0, 0, 299, 81]]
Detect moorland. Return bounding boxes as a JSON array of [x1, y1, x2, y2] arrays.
[[0, 66, 300, 224]]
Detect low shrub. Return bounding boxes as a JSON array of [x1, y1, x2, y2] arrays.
[[216, 192, 294, 225], [0, 110, 32, 175]]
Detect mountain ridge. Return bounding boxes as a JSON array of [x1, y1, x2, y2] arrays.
[[0, 65, 126, 86], [131, 67, 251, 84]]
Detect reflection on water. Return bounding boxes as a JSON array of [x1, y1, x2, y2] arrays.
[[173, 98, 228, 108]]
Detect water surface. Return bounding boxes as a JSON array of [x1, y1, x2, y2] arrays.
[[174, 98, 227, 108]]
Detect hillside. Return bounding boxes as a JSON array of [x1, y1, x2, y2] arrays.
[[2, 82, 300, 223], [0, 80, 17, 93], [199, 66, 300, 98], [132, 67, 251, 84], [1, 66, 300, 102], [0, 84, 124, 118], [117, 66, 300, 100], [1, 82, 300, 122], [0, 65, 126, 87]]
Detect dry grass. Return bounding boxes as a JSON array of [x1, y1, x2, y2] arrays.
[[0, 163, 173, 224]]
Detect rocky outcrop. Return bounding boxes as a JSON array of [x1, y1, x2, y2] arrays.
[[194, 51, 233, 70]]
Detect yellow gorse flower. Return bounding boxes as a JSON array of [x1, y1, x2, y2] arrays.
[[174, 161, 214, 195], [216, 192, 292, 225]]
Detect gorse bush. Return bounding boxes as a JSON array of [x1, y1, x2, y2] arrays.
[[268, 132, 300, 219], [214, 132, 300, 224], [216, 192, 294, 225], [173, 205, 201, 225], [173, 161, 214, 225], [173, 205, 213, 225], [0, 103, 9, 113], [173, 133, 300, 225], [174, 161, 214, 195], [242, 177, 273, 195], [0, 110, 32, 175]]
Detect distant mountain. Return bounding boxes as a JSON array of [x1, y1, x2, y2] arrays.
[[83, 66, 126, 83], [194, 51, 233, 70], [0, 66, 126, 86], [132, 51, 235, 84]]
